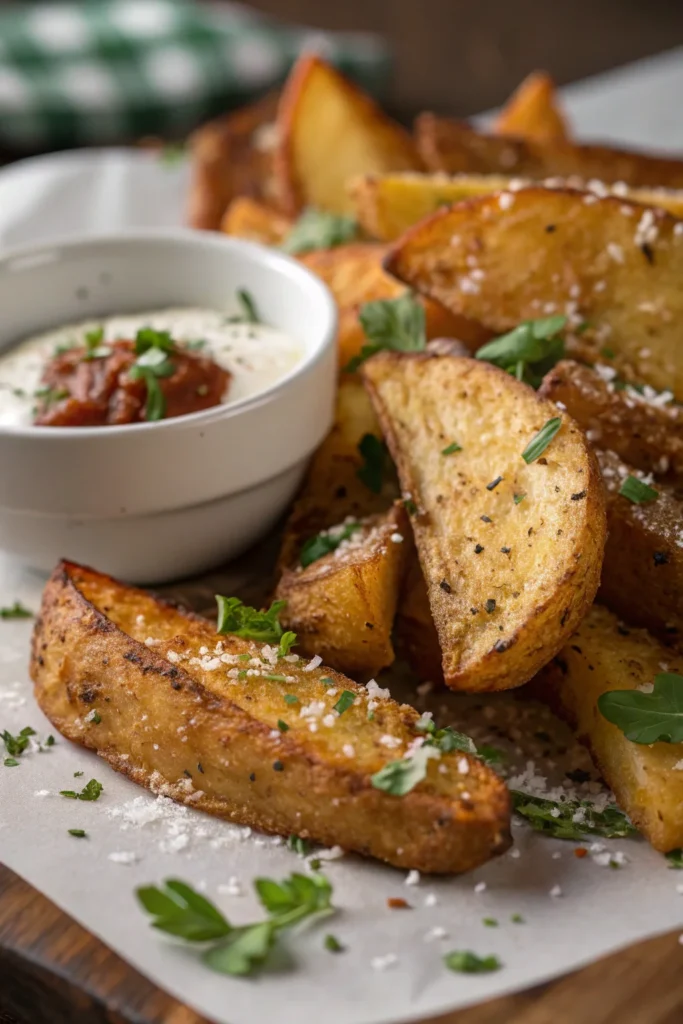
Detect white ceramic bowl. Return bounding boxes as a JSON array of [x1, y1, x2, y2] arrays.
[[0, 231, 337, 583]]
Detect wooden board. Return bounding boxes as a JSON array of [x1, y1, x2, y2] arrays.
[[1, 863, 683, 1024]]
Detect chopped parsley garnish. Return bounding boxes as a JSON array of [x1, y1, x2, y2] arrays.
[[444, 950, 502, 974], [68, 829, 87, 838], [618, 475, 659, 504], [134, 327, 176, 356], [277, 631, 298, 657], [521, 416, 562, 464], [320, 677, 334, 687], [83, 326, 110, 360], [264, 673, 288, 683], [59, 778, 103, 802], [476, 315, 567, 388], [666, 849, 683, 869], [0, 601, 33, 620], [404, 497, 418, 516], [281, 208, 358, 255], [477, 744, 505, 765], [333, 690, 355, 715], [287, 834, 313, 856], [482, 917, 498, 927], [441, 442, 462, 455], [514, 493, 526, 504], [284, 694, 299, 706], [34, 386, 69, 407], [324, 933, 344, 953], [356, 434, 388, 494], [416, 716, 477, 754], [137, 872, 334, 976], [277, 720, 289, 732], [228, 289, 261, 324], [598, 673, 683, 743], [129, 342, 175, 421], [300, 521, 362, 568], [88, 710, 102, 724], [371, 745, 438, 796], [345, 292, 426, 372], [44, 735, 55, 747], [511, 913, 525, 924], [511, 791, 637, 840], [1, 726, 35, 757], [216, 596, 286, 644], [4, 758, 19, 767]]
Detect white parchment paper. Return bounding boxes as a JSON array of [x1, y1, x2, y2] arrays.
[[1, 49, 683, 1024]]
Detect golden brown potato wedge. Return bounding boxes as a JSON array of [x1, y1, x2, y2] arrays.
[[275, 504, 408, 677], [494, 71, 570, 142], [349, 171, 683, 242], [187, 92, 280, 230], [538, 604, 683, 852], [598, 449, 683, 645], [32, 561, 510, 873], [361, 352, 606, 692], [394, 545, 444, 686], [274, 55, 421, 216], [540, 360, 683, 480], [220, 196, 293, 246], [385, 187, 683, 398], [415, 114, 683, 189]]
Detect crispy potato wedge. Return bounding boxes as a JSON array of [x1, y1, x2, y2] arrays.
[[494, 71, 570, 142], [598, 449, 683, 644], [540, 360, 683, 480], [361, 352, 606, 692], [275, 55, 421, 216], [350, 171, 683, 242], [385, 188, 683, 398], [187, 92, 280, 230], [394, 545, 444, 686], [275, 504, 408, 677], [415, 114, 683, 189], [538, 605, 683, 852], [32, 561, 510, 873], [220, 196, 293, 246]]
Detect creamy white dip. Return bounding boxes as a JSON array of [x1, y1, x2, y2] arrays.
[[0, 306, 303, 427]]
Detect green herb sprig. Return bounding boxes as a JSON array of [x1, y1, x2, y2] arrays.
[[59, 778, 103, 802], [476, 315, 566, 387], [129, 344, 175, 422], [618, 475, 659, 504], [521, 417, 562, 464], [215, 596, 286, 644], [281, 208, 358, 255], [228, 289, 261, 324], [1, 726, 36, 758], [511, 791, 637, 840], [0, 601, 33, 620], [598, 673, 683, 744], [345, 292, 426, 372]]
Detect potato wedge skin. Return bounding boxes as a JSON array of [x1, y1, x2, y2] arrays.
[[350, 172, 683, 242], [494, 71, 569, 142], [276, 504, 408, 677], [32, 561, 510, 874], [598, 450, 683, 645], [275, 55, 421, 216], [362, 352, 606, 692], [415, 114, 683, 189], [220, 196, 293, 246], [537, 605, 683, 852], [540, 360, 683, 480], [385, 187, 683, 399]]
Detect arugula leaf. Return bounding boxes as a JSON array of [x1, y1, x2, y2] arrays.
[[476, 315, 566, 387], [59, 778, 103, 802], [215, 596, 286, 644], [511, 791, 637, 840], [300, 521, 362, 568], [0, 601, 33, 620], [598, 673, 683, 743], [444, 951, 501, 974], [204, 922, 276, 976], [345, 292, 426, 372], [521, 417, 562, 464], [356, 434, 388, 494], [228, 289, 261, 324], [281, 208, 358, 255], [371, 745, 438, 796], [666, 848, 683, 869], [618, 475, 659, 504], [1, 726, 36, 757]]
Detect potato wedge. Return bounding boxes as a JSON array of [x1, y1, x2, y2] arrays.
[[275, 504, 408, 677], [349, 172, 683, 242], [275, 55, 421, 216], [415, 114, 683, 189], [540, 360, 683, 480], [187, 92, 280, 230], [394, 545, 444, 686], [220, 196, 293, 246], [598, 449, 683, 645], [494, 71, 570, 142], [537, 604, 683, 852], [32, 561, 510, 873], [361, 352, 606, 692], [385, 187, 683, 398]]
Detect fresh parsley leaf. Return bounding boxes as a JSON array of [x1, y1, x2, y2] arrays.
[[137, 879, 232, 942], [333, 690, 355, 715], [477, 744, 506, 765], [324, 933, 344, 952], [281, 208, 358, 255], [287, 834, 313, 856], [83, 326, 110, 360], [277, 719, 289, 732], [441, 442, 462, 455], [129, 343, 176, 422], [345, 292, 426, 372], [4, 757, 19, 767], [284, 694, 299, 706], [598, 673, 683, 744], [0, 601, 33, 620], [134, 327, 176, 356], [371, 745, 438, 796], [215, 596, 286, 644], [482, 917, 498, 927], [255, 871, 333, 923], [444, 951, 501, 974], [277, 631, 298, 657], [666, 849, 683, 869], [34, 386, 69, 407], [68, 829, 87, 838], [511, 913, 525, 924], [203, 921, 276, 976], [228, 289, 260, 324], [511, 791, 637, 840], [1, 726, 35, 757], [521, 417, 562, 464], [356, 433, 387, 494], [618, 475, 659, 504], [476, 316, 566, 388], [513, 492, 526, 504], [59, 778, 103, 802], [300, 521, 362, 568]]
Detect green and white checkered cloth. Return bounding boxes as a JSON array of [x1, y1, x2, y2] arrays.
[[0, 0, 390, 151]]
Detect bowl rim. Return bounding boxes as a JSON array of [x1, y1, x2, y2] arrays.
[[0, 228, 337, 440]]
